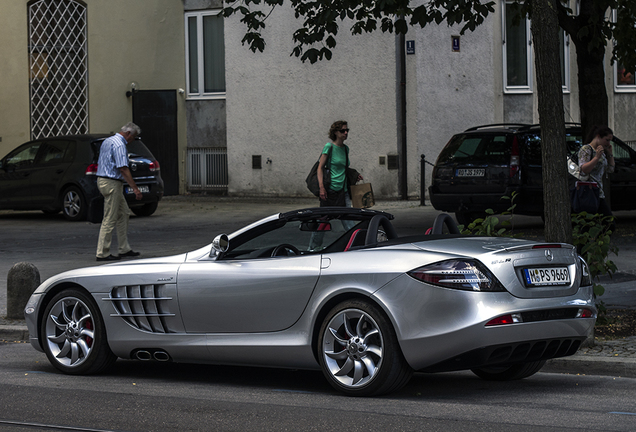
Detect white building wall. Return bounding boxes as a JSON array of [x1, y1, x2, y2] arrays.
[[224, 7, 400, 197], [408, 8, 501, 199]]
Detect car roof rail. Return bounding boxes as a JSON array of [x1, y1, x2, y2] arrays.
[[517, 122, 582, 132], [464, 123, 531, 132]]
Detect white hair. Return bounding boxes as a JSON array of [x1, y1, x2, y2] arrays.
[[121, 122, 141, 136]]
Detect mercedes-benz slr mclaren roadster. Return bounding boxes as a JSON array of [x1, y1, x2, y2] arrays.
[[25, 207, 595, 396]]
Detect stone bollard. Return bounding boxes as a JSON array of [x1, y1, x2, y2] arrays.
[[7, 262, 40, 320]]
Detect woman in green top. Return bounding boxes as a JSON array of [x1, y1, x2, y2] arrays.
[[317, 120, 363, 207]]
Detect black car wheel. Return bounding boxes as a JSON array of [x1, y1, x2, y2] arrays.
[[131, 201, 158, 217], [471, 360, 546, 381], [455, 211, 485, 226], [41, 288, 117, 375], [62, 186, 87, 221], [318, 299, 413, 396]]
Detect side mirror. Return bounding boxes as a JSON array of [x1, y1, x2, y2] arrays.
[[210, 234, 229, 257]]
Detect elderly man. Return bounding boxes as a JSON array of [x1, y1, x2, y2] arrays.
[[95, 122, 143, 261]]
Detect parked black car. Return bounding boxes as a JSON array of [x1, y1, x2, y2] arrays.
[[0, 134, 164, 222], [429, 124, 636, 224]]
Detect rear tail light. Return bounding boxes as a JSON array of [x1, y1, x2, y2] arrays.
[[85, 163, 98, 175], [149, 160, 160, 172], [407, 259, 506, 292], [579, 257, 592, 287], [487, 308, 594, 326], [510, 135, 520, 178]]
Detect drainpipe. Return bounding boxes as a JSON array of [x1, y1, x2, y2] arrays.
[[396, 31, 408, 200]]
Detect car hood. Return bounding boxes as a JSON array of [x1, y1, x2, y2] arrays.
[[32, 253, 188, 296]]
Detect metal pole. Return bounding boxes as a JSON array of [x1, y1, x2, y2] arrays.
[[420, 154, 426, 206]]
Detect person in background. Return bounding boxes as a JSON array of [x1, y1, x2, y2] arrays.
[[578, 125, 615, 227], [317, 120, 362, 207], [95, 122, 143, 261]]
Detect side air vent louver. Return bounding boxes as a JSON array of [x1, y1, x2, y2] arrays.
[[105, 285, 177, 333]]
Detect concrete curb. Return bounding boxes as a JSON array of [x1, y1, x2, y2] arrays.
[[0, 324, 29, 342], [544, 356, 636, 378]]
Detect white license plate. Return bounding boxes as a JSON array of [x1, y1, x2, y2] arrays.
[[126, 185, 149, 194], [456, 168, 485, 177], [524, 267, 570, 286]]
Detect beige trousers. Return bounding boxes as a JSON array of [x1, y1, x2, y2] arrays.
[[96, 177, 132, 258]]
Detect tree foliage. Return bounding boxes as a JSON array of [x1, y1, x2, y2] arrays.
[[225, 0, 636, 72]]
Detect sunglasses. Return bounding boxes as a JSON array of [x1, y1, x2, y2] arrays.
[[338, 129, 350, 133]]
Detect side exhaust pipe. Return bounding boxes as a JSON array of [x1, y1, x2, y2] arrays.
[[153, 351, 171, 362], [135, 350, 152, 361]]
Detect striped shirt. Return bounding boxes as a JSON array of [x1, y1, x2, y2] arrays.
[[96, 133, 129, 180]]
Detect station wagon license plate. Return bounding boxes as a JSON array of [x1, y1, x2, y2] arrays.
[[456, 168, 485, 177], [524, 267, 570, 286], [126, 185, 149, 194]]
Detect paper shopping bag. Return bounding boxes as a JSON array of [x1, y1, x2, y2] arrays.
[[350, 183, 375, 208]]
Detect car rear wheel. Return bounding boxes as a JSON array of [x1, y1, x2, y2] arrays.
[[455, 211, 484, 226], [131, 201, 158, 217], [318, 299, 413, 396], [62, 186, 87, 221], [41, 288, 117, 375], [471, 360, 546, 381]]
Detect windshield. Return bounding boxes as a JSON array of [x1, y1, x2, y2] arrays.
[[223, 217, 365, 259]]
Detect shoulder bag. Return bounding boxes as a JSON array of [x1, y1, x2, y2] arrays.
[[306, 144, 333, 197]]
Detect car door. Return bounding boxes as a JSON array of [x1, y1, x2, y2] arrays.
[[176, 254, 322, 333], [0, 141, 42, 208], [29, 140, 73, 205], [609, 138, 636, 210]]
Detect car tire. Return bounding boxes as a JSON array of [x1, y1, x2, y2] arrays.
[[471, 360, 546, 381], [62, 186, 87, 221], [41, 288, 117, 375], [455, 211, 484, 226], [131, 201, 158, 217], [318, 299, 413, 396]]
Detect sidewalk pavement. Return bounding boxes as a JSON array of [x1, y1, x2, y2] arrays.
[[2, 196, 636, 379]]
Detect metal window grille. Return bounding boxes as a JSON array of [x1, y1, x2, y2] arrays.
[[28, 0, 88, 140], [187, 147, 228, 190]]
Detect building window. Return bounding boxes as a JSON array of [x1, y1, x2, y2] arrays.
[[28, 0, 88, 139], [502, 1, 569, 93], [185, 10, 226, 99], [613, 10, 636, 92], [616, 63, 635, 91], [503, 1, 532, 93]]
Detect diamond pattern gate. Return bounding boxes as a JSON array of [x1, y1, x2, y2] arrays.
[[28, 0, 88, 139]]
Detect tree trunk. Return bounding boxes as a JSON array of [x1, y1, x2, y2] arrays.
[[531, 0, 572, 244], [558, 0, 610, 141], [573, 34, 608, 142]]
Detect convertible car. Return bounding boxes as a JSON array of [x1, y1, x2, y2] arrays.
[[24, 207, 595, 396]]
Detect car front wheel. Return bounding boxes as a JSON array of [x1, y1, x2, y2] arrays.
[[41, 288, 117, 375], [318, 299, 413, 396], [62, 186, 87, 221]]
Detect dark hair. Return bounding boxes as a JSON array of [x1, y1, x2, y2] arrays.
[[328, 120, 348, 141], [587, 125, 613, 143]]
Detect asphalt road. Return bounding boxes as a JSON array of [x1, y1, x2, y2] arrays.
[[2, 341, 636, 432]]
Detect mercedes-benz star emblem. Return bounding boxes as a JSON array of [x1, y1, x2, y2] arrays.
[[545, 249, 553, 262]]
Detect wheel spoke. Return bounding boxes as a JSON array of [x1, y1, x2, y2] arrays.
[[334, 357, 354, 377], [328, 327, 348, 346], [325, 348, 348, 361], [343, 312, 356, 338], [361, 356, 377, 377], [351, 359, 364, 385]]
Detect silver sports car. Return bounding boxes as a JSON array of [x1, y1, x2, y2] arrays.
[[25, 207, 595, 396]]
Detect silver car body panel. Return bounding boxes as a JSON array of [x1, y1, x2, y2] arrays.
[[25, 210, 595, 373]]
